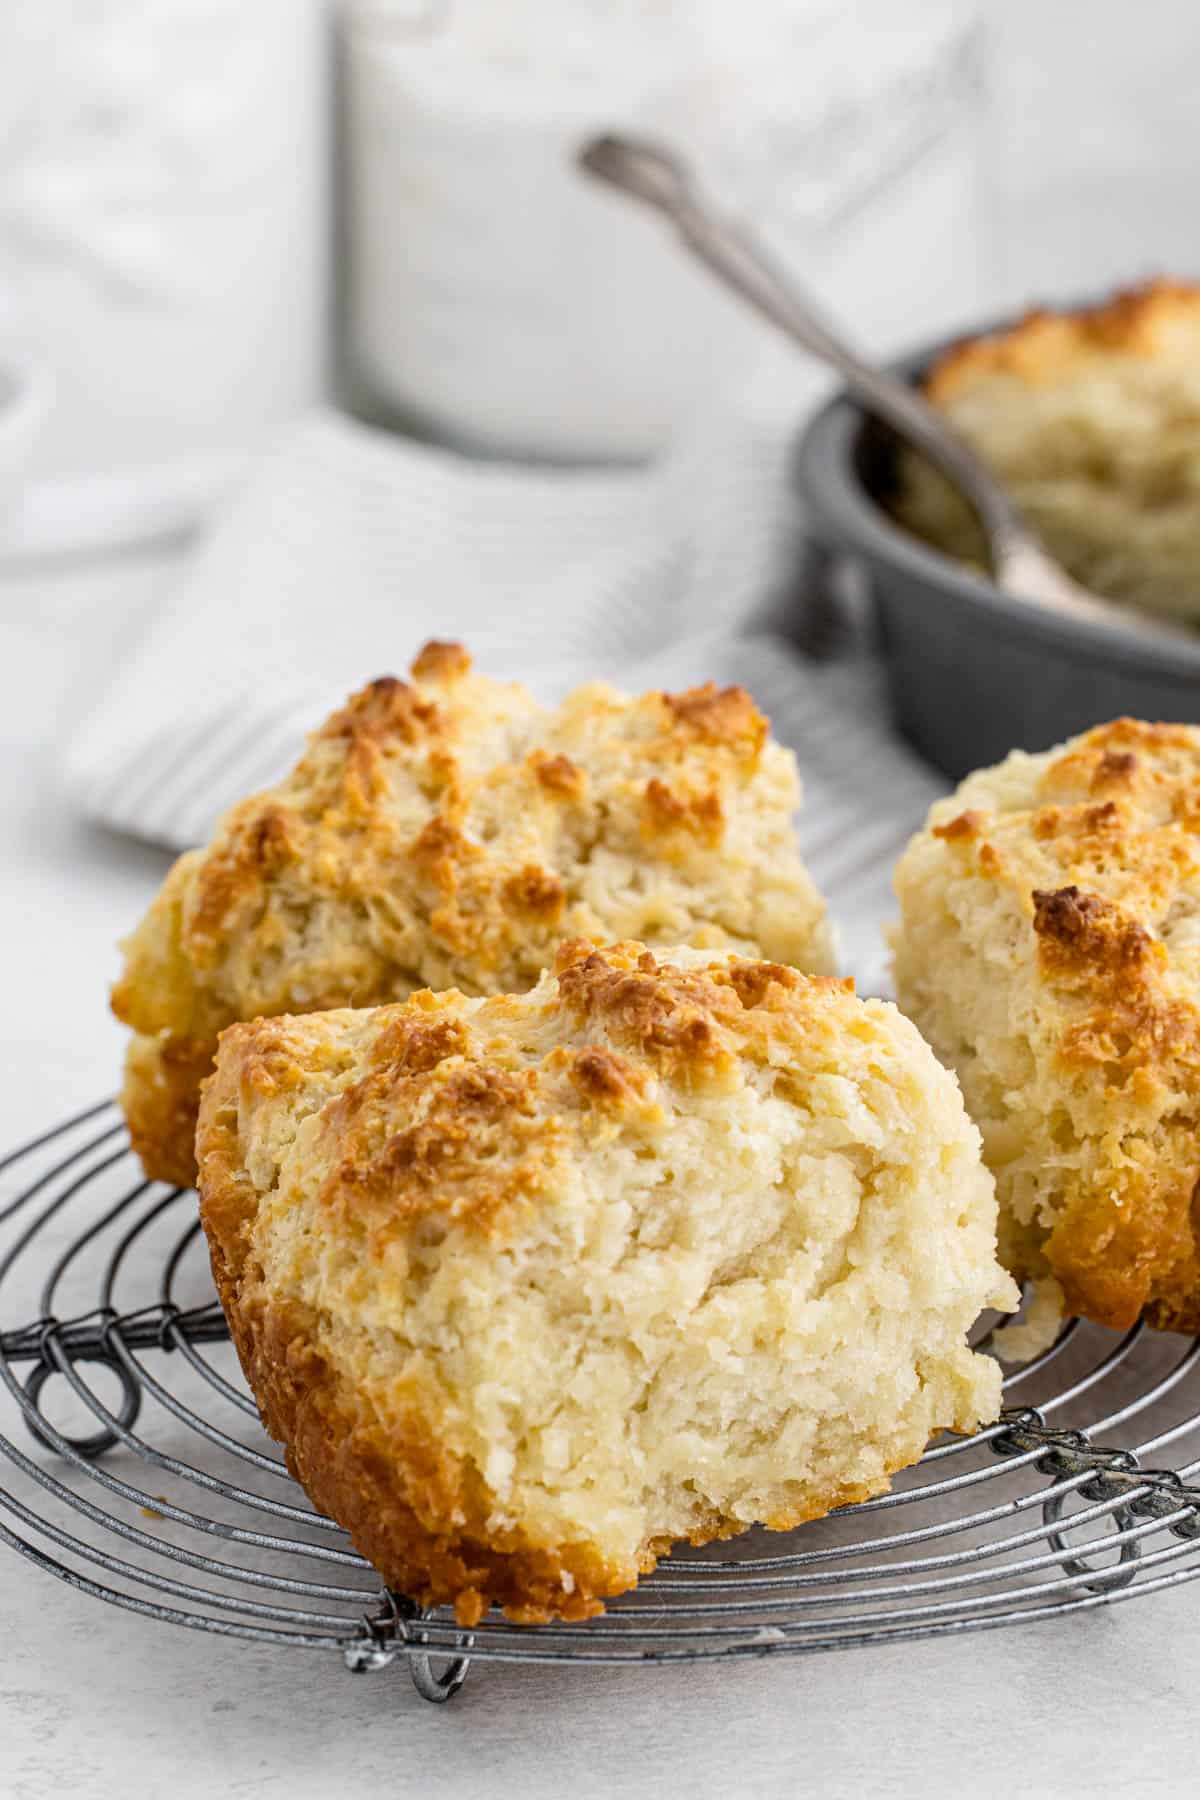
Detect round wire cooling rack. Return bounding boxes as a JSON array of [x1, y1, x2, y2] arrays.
[[3, 1104, 1200, 1708]]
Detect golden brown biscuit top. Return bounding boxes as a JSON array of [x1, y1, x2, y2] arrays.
[[931, 718, 1200, 897], [112, 643, 832, 1050], [203, 943, 861, 1250], [924, 279, 1200, 403], [923, 718, 1200, 1096]]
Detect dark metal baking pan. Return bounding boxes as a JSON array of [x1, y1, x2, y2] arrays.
[[794, 334, 1200, 780]]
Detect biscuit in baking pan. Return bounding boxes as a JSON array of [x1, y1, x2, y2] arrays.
[[893, 717, 1200, 1334], [114, 642, 834, 1185], [891, 279, 1200, 621], [197, 941, 1013, 1624]]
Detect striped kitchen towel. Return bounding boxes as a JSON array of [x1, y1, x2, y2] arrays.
[[63, 403, 946, 990]]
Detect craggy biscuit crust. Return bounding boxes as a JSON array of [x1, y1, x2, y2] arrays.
[[923, 280, 1200, 405], [197, 942, 1011, 1623], [114, 645, 833, 1183], [894, 718, 1200, 1332], [890, 279, 1200, 619]]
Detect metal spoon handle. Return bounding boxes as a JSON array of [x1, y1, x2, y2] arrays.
[[579, 133, 1024, 563]]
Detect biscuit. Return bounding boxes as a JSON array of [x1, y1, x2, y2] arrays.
[[113, 644, 834, 1184], [196, 941, 1013, 1624], [893, 718, 1200, 1333], [890, 279, 1200, 619]]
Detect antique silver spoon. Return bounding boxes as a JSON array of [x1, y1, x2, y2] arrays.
[[580, 132, 1159, 634]]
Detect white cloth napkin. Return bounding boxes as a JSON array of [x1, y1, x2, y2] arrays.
[[64, 404, 946, 989]]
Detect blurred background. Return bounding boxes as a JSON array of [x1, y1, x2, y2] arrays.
[[2, 0, 1198, 1103], [4, 0, 1195, 521]]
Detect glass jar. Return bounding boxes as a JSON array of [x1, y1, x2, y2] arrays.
[[342, 0, 988, 462], [0, 0, 329, 554]]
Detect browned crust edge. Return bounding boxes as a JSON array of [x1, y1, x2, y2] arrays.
[[919, 731, 1200, 1336], [1027, 879, 1200, 1334], [121, 1030, 216, 1188], [923, 277, 1200, 405]]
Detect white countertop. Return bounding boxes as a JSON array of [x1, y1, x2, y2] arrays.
[[0, 553, 1194, 1800]]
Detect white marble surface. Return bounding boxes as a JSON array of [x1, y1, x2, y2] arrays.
[[1, 554, 1197, 1798]]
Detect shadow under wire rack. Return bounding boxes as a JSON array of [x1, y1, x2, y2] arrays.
[[3, 1103, 1200, 1706]]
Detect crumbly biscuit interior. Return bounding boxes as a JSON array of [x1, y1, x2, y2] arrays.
[[893, 719, 1200, 1332], [201, 944, 1012, 1615]]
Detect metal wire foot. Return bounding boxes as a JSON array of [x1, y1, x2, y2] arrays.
[[343, 1595, 472, 1701], [391, 1595, 473, 1703], [407, 1650, 472, 1704]]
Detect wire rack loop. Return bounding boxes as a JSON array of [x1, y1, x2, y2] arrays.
[[4, 1104, 1200, 1706], [1040, 1489, 1143, 1594], [22, 1316, 142, 1460], [991, 1407, 1200, 1590]]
